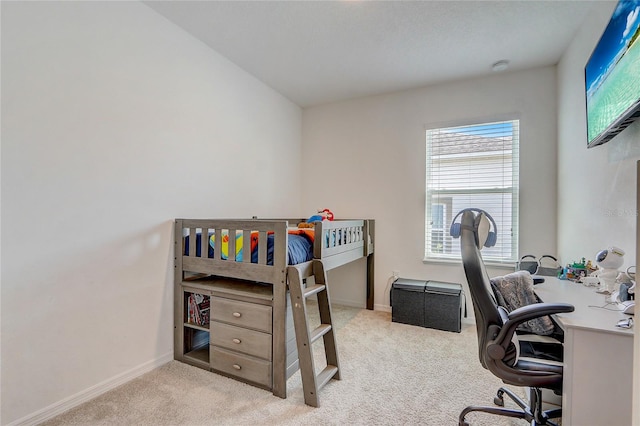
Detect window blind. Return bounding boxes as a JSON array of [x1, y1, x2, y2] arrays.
[[425, 120, 519, 263]]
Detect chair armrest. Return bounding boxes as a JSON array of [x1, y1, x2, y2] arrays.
[[508, 302, 574, 323], [493, 303, 574, 348]]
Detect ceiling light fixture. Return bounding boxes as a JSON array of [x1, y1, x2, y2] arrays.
[[492, 60, 509, 72]]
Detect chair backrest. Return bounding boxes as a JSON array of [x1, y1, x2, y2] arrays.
[[458, 210, 517, 369]]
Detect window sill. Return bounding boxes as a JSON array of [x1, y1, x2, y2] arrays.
[[423, 258, 516, 270]]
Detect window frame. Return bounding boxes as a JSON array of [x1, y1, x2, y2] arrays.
[[424, 118, 520, 265]]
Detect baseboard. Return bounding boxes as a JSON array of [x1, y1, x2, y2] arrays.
[[462, 316, 475, 325], [374, 303, 391, 312], [331, 297, 392, 313], [330, 297, 365, 309], [9, 352, 174, 426]]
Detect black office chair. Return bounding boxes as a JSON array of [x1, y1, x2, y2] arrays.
[[457, 210, 574, 426]]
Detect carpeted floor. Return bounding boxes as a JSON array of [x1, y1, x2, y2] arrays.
[[42, 305, 539, 425]]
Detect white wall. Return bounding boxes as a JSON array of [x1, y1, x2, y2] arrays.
[[558, 2, 640, 276], [557, 3, 640, 422], [1, 2, 302, 424], [302, 67, 559, 310]]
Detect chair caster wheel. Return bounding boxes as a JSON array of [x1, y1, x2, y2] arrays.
[[494, 395, 504, 406]]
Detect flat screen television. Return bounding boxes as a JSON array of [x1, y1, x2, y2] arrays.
[[585, 0, 640, 148]]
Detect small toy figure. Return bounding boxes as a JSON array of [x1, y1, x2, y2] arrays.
[[558, 267, 568, 280], [298, 209, 334, 228]]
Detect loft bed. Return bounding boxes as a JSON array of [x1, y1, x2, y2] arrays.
[[174, 218, 375, 399]]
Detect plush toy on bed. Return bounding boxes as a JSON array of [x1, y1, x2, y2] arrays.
[[298, 209, 334, 228]]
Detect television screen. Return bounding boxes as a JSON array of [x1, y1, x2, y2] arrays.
[[585, 0, 640, 148]]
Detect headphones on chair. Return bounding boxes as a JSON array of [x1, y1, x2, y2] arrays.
[[449, 208, 498, 248]]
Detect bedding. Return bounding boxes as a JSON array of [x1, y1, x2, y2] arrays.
[[184, 229, 314, 265]]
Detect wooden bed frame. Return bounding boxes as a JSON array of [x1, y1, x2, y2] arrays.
[[174, 218, 374, 398]]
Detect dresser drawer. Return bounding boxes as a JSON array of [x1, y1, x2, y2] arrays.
[[211, 297, 272, 333], [211, 322, 272, 360], [210, 346, 272, 388]]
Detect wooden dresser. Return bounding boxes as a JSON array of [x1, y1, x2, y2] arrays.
[[177, 277, 297, 392]]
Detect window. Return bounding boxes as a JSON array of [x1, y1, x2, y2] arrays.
[[425, 120, 519, 263]]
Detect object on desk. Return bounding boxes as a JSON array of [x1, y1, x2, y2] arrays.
[[594, 246, 625, 294], [581, 276, 600, 287], [558, 267, 568, 280], [624, 265, 636, 281], [616, 317, 634, 328], [620, 300, 635, 315], [617, 266, 636, 299], [609, 280, 635, 314], [618, 270, 635, 315], [617, 281, 635, 302], [516, 254, 539, 274], [566, 258, 588, 280], [516, 255, 562, 277], [536, 255, 563, 277], [566, 267, 585, 280]]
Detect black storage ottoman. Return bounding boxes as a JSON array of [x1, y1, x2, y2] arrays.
[[391, 278, 427, 327], [425, 281, 463, 333], [391, 278, 463, 333]]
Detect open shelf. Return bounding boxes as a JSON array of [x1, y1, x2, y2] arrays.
[[184, 344, 209, 365], [184, 322, 209, 332]]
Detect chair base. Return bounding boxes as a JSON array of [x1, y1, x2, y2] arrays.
[[459, 387, 561, 426]]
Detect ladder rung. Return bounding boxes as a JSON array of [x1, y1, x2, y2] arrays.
[[316, 365, 339, 390], [303, 284, 326, 298], [309, 323, 332, 344]]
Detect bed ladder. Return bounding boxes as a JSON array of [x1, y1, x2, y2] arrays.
[[287, 259, 341, 407]]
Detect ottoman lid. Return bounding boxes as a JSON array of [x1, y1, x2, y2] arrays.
[[426, 281, 462, 295], [392, 278, 426, 291]]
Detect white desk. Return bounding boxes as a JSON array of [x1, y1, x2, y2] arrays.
[[535, 277, 634, 426]]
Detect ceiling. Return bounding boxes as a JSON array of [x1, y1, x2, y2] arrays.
[[144, 1, 607, 108]]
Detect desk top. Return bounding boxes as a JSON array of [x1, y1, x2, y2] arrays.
[[534, 277, 634, 337]]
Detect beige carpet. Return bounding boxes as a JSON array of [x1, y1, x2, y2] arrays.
[[42, 305, 539, 425]]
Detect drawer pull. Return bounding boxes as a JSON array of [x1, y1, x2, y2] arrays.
[[232, 312, 242, 318], [233, 364, 242, 370], [232, 338, 241, 344]]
